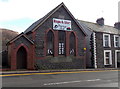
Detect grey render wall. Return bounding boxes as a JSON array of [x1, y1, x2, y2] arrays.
[[84, 29, 93, 68], [80, 25, 93, 68]]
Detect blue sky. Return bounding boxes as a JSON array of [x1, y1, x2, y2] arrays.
[[0, 0, 119, 33], [0, 18, 36, 32]]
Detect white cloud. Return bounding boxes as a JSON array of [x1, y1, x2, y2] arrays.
[[0, 0, 119, 32], [0, 0, 48, 21]]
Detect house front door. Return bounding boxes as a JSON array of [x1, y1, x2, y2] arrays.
[[117, 52, 120, 68]]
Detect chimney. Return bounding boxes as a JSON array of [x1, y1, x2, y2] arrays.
[[96, 17, 104, 26], [114, 22, 120, 30]]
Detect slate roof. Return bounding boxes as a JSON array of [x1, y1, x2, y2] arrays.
[[7, 32, 34, 45], [24, 18, 43, 34], [24, 2, 66, 34], [77, 20, 92, 34], [78, 20, 120, 35], [24, 2, 87, 36], [24, 2, 62, 34]]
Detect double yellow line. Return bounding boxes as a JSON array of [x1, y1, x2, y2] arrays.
[[0, 70, 119, 77]]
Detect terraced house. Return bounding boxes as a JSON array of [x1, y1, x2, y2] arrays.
[[79, 18, 120, 68]]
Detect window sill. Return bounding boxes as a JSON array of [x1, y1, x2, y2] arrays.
[[104, 64, 112, 65], [114, 46, 120, 48], [104, 64, 112, 67], [103, 46, 111, 48]]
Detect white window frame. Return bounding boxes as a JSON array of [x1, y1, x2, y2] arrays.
[[58, 42, 64, 55], [103, 34, 111, 47], [114, 35, 120, 47], [104, 50, 112, 65]]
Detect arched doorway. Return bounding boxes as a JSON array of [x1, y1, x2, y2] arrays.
[[17, 46, 27, 69]]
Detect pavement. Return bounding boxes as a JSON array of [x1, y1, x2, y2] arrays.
[[1, 68, 118, 72], [0, 68, 119, 77]]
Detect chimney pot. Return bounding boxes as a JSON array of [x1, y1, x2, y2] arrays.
[[96, 17, 104, 26], [114, 22, 120, 30]]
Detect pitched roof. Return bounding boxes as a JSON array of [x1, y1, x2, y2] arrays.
[[24, 2, 87, 36], [24, 3, 64, 34], [7, 32, 34, 45], [24, 18, 43, 34], [78, 20, 120, 35]]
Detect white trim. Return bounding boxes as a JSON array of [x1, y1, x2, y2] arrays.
[[114, 35, 120, 47], [115, 50, 120, 68], [93, 32, 97, 68], [103, 34, 111, 47], [104, 50, 112, 65]]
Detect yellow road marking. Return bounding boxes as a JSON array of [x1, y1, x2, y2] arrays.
[[0, 70, 119, 77]]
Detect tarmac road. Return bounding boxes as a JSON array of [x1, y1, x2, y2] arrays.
[[2, 70, 119, 88]]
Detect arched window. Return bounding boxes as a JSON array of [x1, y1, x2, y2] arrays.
[[69, 32, 76, 56], [47, 31, 54, 55], [58, 31, 66, 55]]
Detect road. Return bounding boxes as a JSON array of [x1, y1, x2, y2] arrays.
[[2, 70, 119, 88]]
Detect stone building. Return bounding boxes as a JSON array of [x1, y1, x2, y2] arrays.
[[79, 18, 120, 68], [6, 3, 120, 70], [7, 3, 87, 70]]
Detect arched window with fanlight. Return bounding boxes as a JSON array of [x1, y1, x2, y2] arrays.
[[58, 31, 66, 55], [47, 31, 54, 55], [69, 32, 76, 56]]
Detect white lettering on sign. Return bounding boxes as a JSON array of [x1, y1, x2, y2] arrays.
[[53, 18, 71, 31]]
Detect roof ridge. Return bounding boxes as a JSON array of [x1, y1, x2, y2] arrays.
[[78, 19, 119, 34], [31, 2, 65, 32], [7, 33, 34, 45], [78, 19, 116, 28], [24, 2, 87, 36], [24, 2, 64, 34]]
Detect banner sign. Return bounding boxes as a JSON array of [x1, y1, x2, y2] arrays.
[[53, 18, 71, 31]]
